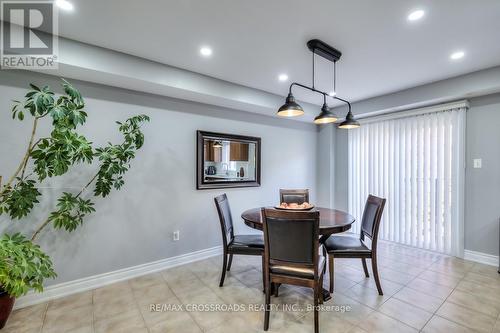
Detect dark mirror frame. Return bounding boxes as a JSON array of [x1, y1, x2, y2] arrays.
[[197, 130, 261, 190]]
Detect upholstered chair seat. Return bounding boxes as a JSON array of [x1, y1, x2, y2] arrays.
[[228, 235, 264, 255], [324, 236, 371, 255]]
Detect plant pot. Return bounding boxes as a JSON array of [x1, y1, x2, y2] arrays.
[[0, 289, 15, 329]]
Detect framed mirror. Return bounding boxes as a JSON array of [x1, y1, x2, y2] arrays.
[[197, 131, 261, 189]]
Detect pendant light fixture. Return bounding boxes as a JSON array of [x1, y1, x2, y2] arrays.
[[213, 141, 223, 148], [277, 92, 304, 117], [313, 95, 337, 124], [338, 109, 360, 129], [276, 39, 359, 129]]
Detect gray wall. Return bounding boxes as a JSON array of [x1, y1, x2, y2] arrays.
[[315, 125, 349, 212], [333, 128, 349, 212], [0, 71, 317, 285], [465, 94, 500, 255], [315, 125, 333, 208], [326, 87, 500, 257]]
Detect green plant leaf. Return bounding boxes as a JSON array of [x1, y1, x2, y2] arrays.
[[29, 83, 41, 91], [48, 193, 95, 232], [61, 79, 83, 107], [1, 179, 41, 219], [0, 233, 56, 298], [93, 114, 149, 198], [48, 105, 65, 120]]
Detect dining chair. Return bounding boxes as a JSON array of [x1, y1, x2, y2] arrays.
[[279, 189, 310, 204], [325, 195, 386, 295], [262, 208, 325, 333], [214, 193, 264, 287]]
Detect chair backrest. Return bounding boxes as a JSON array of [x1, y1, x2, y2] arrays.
[[262, 208, 320, 270], [279, 189, 310, 204], [360, 195, 386, 242], [214, 194, 234, 247]]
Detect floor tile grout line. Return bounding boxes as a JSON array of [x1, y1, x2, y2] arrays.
[[161, 267, 208, 333], [421, 264, 484, 332], [91, 291, 95, 333], [126, 279, 153, 333], [444, 288, 500, 319], [396, 256, 461, 330], [205, 259, 319, 330], [38, 302, 49, 333], [494, 313, 500, 333], [232, 265, 314, 324], [198, 262, 296, 332], [338, 255, 448, 331], [364, 261, 427, 331], [401, 258, 499, 332]]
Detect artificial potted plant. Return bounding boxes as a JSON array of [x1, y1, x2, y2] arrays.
[[0, 80, 149, 328]]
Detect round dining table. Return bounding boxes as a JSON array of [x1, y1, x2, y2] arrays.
[[241, 206, 355, 300]]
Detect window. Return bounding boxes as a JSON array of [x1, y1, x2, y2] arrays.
[[348, 103, 467, 255]]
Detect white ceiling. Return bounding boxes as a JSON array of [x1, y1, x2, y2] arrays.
[[54, 0, 500, 107]]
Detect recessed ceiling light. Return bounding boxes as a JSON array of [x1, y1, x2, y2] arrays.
[[278, 74, 288, 82], [450, 51, 465, 60], [55, 0, 74, 11], [328, 91, 337, 97], [407, 9, 425, 21], [200, 47, 212, 57]]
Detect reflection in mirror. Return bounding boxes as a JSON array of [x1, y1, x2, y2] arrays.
[[203, 139, 256, 181], [197, 131, 261, 189]]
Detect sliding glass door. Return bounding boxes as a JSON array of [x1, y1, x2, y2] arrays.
[[348, 105, 466, 255]]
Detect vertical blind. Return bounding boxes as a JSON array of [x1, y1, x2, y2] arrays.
[[348, 105, 466, 255]]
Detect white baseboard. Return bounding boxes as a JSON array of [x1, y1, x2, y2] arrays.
[[15, 245, 222, 310], [464, 249, 499, 267]]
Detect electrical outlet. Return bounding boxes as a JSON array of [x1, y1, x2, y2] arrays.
[[173, 230, 180, 241], [473, 158, 482, 168]]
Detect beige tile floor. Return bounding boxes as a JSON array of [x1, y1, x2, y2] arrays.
[[4, 241, 500, 333]]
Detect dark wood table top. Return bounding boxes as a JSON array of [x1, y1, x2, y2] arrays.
[[241, 207, 355, 236]]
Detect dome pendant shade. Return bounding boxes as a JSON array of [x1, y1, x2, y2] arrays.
[[313, 103, 338, 124], [277, 93, 304, 117], [338, 110, 360, 129]]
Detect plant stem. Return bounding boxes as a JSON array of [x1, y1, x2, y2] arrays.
[[20, 138, 42, 179], [30, 217, 50, 242], [76, 173, 99, 198], [30, 172, 99, 242], [0, 118, 39, 196]]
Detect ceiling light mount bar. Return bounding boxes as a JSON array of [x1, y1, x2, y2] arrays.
[[277, 39, 359, 128], [307, 39, 342, 62]]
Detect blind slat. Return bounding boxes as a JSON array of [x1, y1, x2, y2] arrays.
[[347, 107, 466, 255]]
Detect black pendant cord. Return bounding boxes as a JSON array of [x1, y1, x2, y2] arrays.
[[312, 51, 316, 90], [333, 61, 336, 93]]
